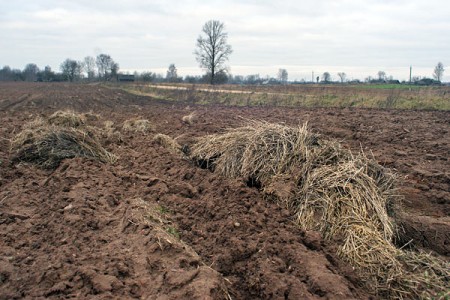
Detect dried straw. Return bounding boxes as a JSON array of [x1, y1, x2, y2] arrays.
[[47, 110, 86, 128], [153, 134, 183, 155], [189, 120, 449, 299], [122, 118, 153, 133], [11, 111, 118, 169], [191, 121, 321, 183], [182, 111, 198, 125]]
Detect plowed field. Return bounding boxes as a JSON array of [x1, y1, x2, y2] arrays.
[[0, 82, 448, 299]]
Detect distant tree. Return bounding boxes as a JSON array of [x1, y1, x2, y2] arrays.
[[337, 72, 346, 83], [202, 70, 228, 84], [154, 73, 164, 83], [184, 75, 201, 84], [378, 71, 386, 81], [110, 62, 119, 80], [0, 66, 13, 81], [195, 20, 232, 85], [166, 64, 178, 82], [83, 56, 96, 80], [245, 74, 261, 85], [322, 72, 331, 83], [229, 75, 244, 84], [277, 69, 288, 84], [316, 76, 319, 83], [96, 54, 117, 80], [38, 65, 55, 82], [140, 71, 156, 82], [433, 62, 444, 82], [60, 59, 83, 82], [23, 63, 40, 81]]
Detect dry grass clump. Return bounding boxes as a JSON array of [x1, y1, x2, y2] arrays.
[[191, 121, 324, 183], [189, 120, 449, 299], [101, 120, 123, 143], [11, 119, 117, 169], [11, 111, 117, 169], [122, 118, 153, 133], [152, 134, 183, 155], [182, 111, 198, 125], [47, 110, 86, 127]]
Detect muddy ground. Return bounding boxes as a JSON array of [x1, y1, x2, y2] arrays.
[[0, 82, 448, 299]]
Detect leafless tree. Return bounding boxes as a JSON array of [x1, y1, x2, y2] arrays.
[[83, 56, 96, 80], [337, 72, 346, 83], [433, 62, 445, 82], [96, 54, 117, 80], [277, 69, 288, 84], [378, 71, 386, 81], [60, 59, 83, 82], [41, 66, 54, 82], [195, 20, 232, 85], [322, 72, 331, 83], [23, 63, 39, 81], [166, 64, 178, 82], [111, 62, 119, 80]]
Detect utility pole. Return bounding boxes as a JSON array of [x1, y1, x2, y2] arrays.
[[312, 71, 314, 83], [409, 66, 412, 84]]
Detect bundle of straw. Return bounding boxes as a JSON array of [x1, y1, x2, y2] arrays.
[[10, 110, 118, 169], [190, 120, 449, 299]]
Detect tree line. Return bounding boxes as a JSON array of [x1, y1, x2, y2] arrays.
[[0, 20, 446, 85], [0, 54, 119, 82]]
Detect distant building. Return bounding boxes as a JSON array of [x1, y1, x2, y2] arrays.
[[117, 74, 135, 82]]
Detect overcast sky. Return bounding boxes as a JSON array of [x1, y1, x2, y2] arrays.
[[1, 0, 449, 81]]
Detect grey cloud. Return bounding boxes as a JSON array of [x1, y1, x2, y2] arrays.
[[0, 0, 449, 80]]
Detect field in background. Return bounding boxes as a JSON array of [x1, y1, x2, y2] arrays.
[[118, 83, 450, 110]]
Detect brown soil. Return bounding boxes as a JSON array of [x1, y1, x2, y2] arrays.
[[0, 82, 448, 299]]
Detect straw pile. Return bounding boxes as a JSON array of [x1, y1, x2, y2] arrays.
[[11, 112, 117, 169], [190, 120, 449, 299], [47, 110, 86, 127]]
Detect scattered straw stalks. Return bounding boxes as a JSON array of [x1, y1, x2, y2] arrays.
[[189, 120, 449, 299], [152, 134, 184, 156], [182, 111, 198, 125], [101, 120, 123, 143], [122, 118, 153, 133], [47, 110, 86, 127]]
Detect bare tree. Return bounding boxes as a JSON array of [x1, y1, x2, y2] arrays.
[[277, 69, 288, 84], [433, 62, 445, 82], [23, 63, 39, 81], [60, 59, 83, 82], [166, 64, 178, 82], [0, 66, 12, 81], [111, 62, 119, 80], [96, 54, 117, 80], [337, 72, 346, 83], [83, 56, 96, 80], [40, 66, 55, 82], [195, 20, 232, 85], [378, 71, 386, 81], [322, 72, 331, 83]]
